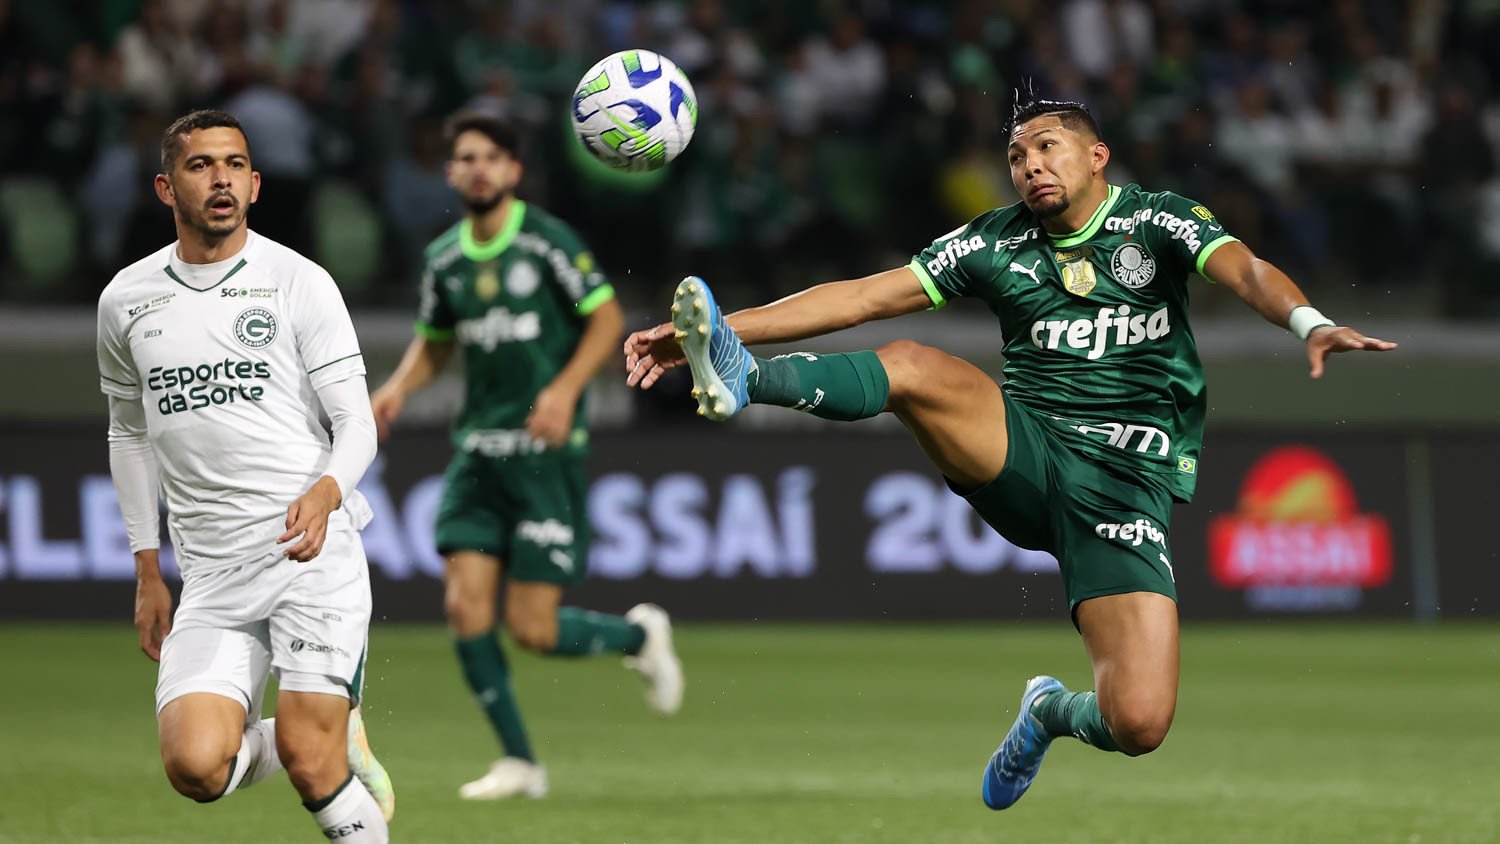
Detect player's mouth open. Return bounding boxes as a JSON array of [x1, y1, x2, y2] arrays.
[[207, 196, 236, 215]]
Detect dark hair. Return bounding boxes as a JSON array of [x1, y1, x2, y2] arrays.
[[1006, 86, 1100, 140], [160, 109, 248, 173], [443, 110, 520, 159]]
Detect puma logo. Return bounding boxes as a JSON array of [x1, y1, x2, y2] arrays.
[[1009, 259, 1043, 284]]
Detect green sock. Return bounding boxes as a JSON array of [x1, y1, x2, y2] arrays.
[[747, 350, 890, 421], [552, 607, 646, 657], [1031, 690, 1122, 753], [454, 631, 534, 761]]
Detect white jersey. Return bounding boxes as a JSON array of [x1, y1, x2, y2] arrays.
[[97, 231, 368, 575]]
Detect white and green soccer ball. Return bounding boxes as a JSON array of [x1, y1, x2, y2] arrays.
[[571, 49, 697, 172]]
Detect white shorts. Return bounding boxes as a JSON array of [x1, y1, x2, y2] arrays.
[[155, 526, 372, 719]]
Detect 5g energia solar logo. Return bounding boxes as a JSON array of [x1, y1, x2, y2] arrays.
[[234, 307, 278, 348]]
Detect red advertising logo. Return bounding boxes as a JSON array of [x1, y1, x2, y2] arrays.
[[1209, 446, 1393, 588]]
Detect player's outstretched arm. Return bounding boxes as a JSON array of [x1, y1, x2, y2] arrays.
[[1203, 242, 1397, 379], [370, 335, 454, 439], [625, 266, 931, 389]]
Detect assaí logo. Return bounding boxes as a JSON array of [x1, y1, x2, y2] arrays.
[[1208, 446, 1392, 611], [147, 358, 271, 415]]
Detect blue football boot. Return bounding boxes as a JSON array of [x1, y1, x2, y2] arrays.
[[671, 276, 754, 421], [982, 674, 1065, 810]]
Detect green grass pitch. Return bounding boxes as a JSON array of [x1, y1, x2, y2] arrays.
[[1, 621, 1496, 843]]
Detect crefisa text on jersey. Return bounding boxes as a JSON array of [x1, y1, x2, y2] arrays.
[[147, 358, 272, 414]]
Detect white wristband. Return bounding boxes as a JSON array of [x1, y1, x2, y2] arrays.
[[1288, 306, 1335, 341]]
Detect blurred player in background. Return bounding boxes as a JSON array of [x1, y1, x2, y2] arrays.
[[97, 110, 393, 841], [370, 111, 684, 801], [625, 90, 1396, 810]]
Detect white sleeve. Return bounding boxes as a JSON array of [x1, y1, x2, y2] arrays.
[[290, 264, 366, 390], [97, 290, 142, 399], [107, 395, 161, 552], [314, 374, 378, 502]]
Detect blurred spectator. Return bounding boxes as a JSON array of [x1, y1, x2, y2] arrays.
[[1059, 0, 1153, 80], [0, 0, 1494, 316], [117, 0, 220, 112], [383, 115, 458, 276]]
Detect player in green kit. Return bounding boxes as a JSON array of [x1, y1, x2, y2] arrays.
[[623, 91, 1395, 808], [371, 112, 684, 801]]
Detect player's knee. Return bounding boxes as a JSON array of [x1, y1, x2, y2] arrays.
[[445, 590, 494, 637], [1108, 711, 1172, 756], [506, 614, 557, 653], [162, 746, 231, 802], [876, 340, 942, 407]]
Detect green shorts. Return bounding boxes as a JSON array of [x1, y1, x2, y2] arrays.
[[435, 452, 590, 586], [962, 392, 1178, 615]]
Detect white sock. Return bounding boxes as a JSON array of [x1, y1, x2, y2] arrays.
[[221, 718, 282, 798], [306, 774, 389, 843]]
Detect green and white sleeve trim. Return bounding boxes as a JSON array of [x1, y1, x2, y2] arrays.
[[576, 284, 616, 316], [414, 322, 455, 341], [906, 259, 947, 309], [1195, 235, 1240, 280]]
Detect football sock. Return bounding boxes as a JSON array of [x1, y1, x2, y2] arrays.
[[219, 718, 280, 798], [455, 631, 535, 762], [552, 607, 646, 657], [305, 773, 389, 843], [1031, 690, 1122, 753], [747, 351, 890, 421]]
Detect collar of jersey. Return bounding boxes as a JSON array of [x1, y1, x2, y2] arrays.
[[460, 201, 527, 262], [1046, 184, 1121, 248], [163, 231, 255, 291]]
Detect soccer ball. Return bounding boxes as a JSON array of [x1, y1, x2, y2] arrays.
[[571, 50, 697, 172]]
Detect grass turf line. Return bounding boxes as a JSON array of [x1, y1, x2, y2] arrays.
[[0, 622, 1495, 844]]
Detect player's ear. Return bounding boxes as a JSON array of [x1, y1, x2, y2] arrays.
[[444, 159, 459, 190], [249, 170, 261, 204], [153, 173, 175, 208], [1091, 141, 1110, 176]]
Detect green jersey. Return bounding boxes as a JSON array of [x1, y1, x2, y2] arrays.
[[908, 184, 1238, 501], [416, 201, 615, 457]]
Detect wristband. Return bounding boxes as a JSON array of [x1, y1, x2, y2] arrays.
[[1288, 305, 1335, 341]]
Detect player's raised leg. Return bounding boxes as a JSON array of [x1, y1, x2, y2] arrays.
[[155, 624, 283, 803], [158, 693, 280, 802], [982, 592, 1178, 810], [506, 581, 683, 715], [1069, 592, 1178, 756], [671, 275, 1009, 489], [277, 690, 388, 842]]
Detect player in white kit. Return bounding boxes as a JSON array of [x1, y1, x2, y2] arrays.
[[96, 110, 394, 841]]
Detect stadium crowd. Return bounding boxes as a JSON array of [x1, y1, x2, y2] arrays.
[[2, 0, 1498, 314]]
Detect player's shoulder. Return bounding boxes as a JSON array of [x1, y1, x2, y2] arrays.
[[1121, 183, 1210, 217], [99, 242, 175, 309], [928, 201, 1034, 248], [421, 221, 465, 273], [249, 231, 337, 286], [967, 201, 1034, 236]]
